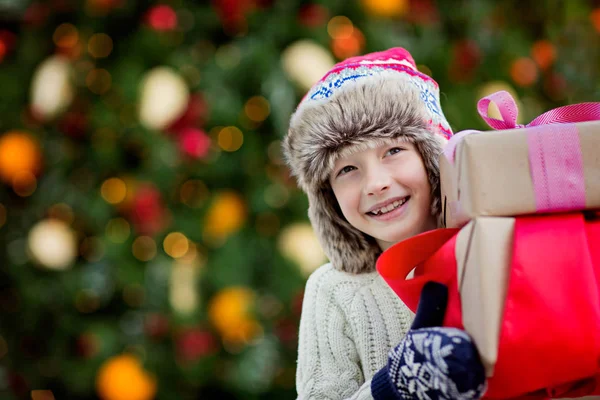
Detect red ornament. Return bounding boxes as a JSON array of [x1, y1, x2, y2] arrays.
[[129, 185, 168, 236], [145, 313, 170, 339], [23, 2, 50, 26], [448, 39, 482, 82], [178, 128, 211, 159], [0, 30, 16, 63], [176, 327, 218, 363], [298, 4, 329, 27], [146, 5, 178, 32], [406, 0, 439, 25], [167, 94, 208, 134], [275, 318, 298, 347], [212, 0, 255, 32]]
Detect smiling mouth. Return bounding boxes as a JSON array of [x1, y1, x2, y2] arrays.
[[366, 197, 410, 216]]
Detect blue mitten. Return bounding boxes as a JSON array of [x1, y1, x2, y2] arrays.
[[371, 282, 487, 400]]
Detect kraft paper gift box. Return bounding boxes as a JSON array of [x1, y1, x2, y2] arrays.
[[377, 212, 600, 399], [440, 90, 600, 230], [441, 120, 600, 228]]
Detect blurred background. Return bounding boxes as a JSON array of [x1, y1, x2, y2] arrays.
[[0, 0, 599, 399]]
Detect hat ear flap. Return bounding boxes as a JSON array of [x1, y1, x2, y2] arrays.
[[308, 188, 381, 274]]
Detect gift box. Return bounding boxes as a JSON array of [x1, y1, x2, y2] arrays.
[[377, 212, 600, 399], [441, 91, 600, 228]]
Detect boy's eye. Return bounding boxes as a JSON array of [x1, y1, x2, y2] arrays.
[[386, 147, 403, 156], [337, 165, 356, 176]]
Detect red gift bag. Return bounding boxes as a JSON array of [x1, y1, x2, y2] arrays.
[[377, 213, 600, 399]]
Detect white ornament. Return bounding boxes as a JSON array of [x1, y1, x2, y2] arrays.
[[169, 260, 199, 315], [278, 222, 328, 276], [281, 40, 336, 92], [138, 67, 189, 130], [28, 219, 77, 270], [30, 55, 74, 121]]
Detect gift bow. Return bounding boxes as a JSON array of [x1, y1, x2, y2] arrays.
[[476, 90, 600, 130], [444, 91, 600, 214], [444, 90, 600, 163]]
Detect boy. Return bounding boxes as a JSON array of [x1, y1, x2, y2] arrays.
[[283, 48, 484, 399]]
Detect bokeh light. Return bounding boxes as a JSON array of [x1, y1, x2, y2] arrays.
[[217, 126, 244, 152], [86, 68, 112, 94], [215, 44, 241, 69], [264, 184, 290, 208], [244, 96, 270, 122], [510, 57, 538, 87], [163, 232, 189, 259], [180, 179, 209, 208], [132, 236, 157, 262], [53, 23, 79, 49], [12, 170, 37, 197], [101, 177, 127, 204], [47, 203, 75, 225], [531, 40, 556, 70], [106, 218, 131, 243], [88, 33, 113, 58], [327, 16, 353, 39]]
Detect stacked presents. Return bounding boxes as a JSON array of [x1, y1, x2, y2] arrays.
[[378, 90, 600, 399]]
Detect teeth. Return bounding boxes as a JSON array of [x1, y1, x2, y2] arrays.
[[371, 198, 407, 215]]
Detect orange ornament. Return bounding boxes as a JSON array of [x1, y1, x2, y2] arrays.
[[203, 191, 247, 240], [0, 131, 42, 184], [531, 40, 556, 70], [361, 0, 408, 18], [591, 8, 600, 33], [510, 57, 538, 87], [96, 354, 157, 400], [208, 287, 261, 345]]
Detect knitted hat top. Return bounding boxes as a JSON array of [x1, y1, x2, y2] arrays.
[[283, 47, 452, 274], [297, 47, 452, 140]]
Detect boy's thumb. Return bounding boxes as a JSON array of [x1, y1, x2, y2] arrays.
[[410, 281, 448, 330]]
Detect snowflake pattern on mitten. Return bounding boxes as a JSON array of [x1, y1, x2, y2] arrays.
[[388, 327, 487, 400]]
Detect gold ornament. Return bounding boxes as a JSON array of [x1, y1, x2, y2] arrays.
[[208, 287, 261, 345], [96, 354, 157, 400], [0, 131, 42, 184]]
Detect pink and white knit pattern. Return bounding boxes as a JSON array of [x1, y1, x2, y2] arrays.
[[298, 48, 453, 140]]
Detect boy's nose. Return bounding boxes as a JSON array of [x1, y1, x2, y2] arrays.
[[364, 172, 391, 196]]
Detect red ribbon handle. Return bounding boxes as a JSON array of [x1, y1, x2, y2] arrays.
[[376, 228, 459, 312]]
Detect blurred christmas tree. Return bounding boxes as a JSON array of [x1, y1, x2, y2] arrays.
[[0, 0, 599, 399]]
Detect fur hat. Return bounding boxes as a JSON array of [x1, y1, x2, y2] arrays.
[[282, 47, 452, 274]]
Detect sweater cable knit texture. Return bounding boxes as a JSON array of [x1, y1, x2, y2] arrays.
[[296, 263, 414, 399]]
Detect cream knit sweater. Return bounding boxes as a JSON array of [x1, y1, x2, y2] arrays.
[[296, 263, 414, 400]]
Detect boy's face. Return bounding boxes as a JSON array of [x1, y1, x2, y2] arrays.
[[329, 139, 437, 251]]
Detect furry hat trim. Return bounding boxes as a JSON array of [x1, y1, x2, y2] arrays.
[[283, 48, 452, 274]]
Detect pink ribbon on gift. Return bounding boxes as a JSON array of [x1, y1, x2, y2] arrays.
[[444, 90, 600, 213]]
